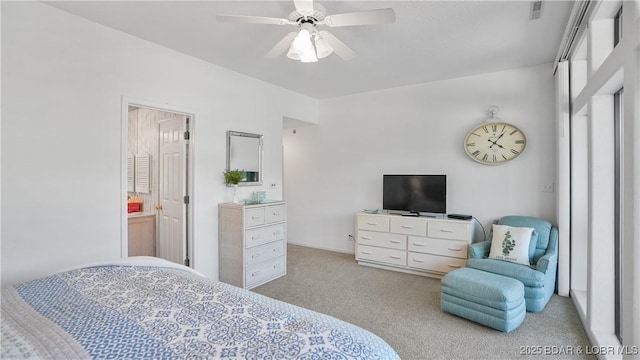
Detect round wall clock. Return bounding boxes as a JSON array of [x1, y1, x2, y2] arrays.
[[464, 122, 527, 165]]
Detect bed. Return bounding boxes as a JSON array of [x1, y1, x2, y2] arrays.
[[1, 257, 398, 359]]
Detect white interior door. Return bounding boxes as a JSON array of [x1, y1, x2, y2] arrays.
[[158, 116, 187, 265]]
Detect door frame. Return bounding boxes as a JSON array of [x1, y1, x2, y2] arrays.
[[121, 96, 195, 267]]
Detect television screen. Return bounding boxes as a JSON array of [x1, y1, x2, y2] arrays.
[[383, 175, 447, 214]]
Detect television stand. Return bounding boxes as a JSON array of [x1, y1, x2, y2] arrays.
[[355, 212, 473, 279]]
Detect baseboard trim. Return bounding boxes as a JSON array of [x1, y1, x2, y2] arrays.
[[286, 241, 354, 255]]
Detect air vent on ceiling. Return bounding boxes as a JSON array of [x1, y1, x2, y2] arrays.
[[530, 1, 543, 20]]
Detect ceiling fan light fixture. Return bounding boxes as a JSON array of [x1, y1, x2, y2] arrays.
[[286, 46, 302, 60], [313, 34, 333, 59], [286, 36, 317, 62], [299, 48, 318, 63], [288, 23, 318, 63], [291, 29, 312, 52]]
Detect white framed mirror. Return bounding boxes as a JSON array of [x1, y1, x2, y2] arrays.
[[226, 131, 263, 186]]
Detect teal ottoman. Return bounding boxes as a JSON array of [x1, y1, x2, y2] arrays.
[[441, 268, 526, 332]]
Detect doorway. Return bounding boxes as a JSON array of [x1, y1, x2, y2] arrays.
[[122, 99, 194, 267]]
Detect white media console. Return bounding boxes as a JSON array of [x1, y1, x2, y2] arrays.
[[355, 212, 473, 278]]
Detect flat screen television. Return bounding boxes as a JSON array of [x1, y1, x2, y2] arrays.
[[383, 175, 447, 215]]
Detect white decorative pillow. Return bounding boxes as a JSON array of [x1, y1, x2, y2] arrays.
[[488, 224, 534, 265]]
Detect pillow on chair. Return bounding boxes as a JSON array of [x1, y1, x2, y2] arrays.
[[488, 224, 534, 265]]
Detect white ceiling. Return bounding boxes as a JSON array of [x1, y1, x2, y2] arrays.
[[45, 1, 573, 99]]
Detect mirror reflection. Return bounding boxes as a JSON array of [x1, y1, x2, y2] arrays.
[[226, 131, 263, 186]]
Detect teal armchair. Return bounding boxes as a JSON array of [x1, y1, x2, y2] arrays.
[[466, 216, 558, 313]]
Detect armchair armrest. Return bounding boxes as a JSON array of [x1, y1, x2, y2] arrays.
[[536, 226, 559, 273], [469, 241, 491, 258], [536, 252, 557, 273]]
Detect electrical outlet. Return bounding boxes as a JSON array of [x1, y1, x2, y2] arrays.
[[542, 183, 555, 192]]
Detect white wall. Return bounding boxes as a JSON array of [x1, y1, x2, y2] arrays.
[[284, 64, 557, 253], [1, 2, 318, 285]]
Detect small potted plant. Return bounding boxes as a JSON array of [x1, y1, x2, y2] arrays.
[[223, 169, 244, 203], [223, 169, 244, 185]]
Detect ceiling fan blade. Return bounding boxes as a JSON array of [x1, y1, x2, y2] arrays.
[[217, 14, 292, 26], [318, 31, 356, 61], [265, 32, 297, 58], [322, 8, 396, 27], [294, 0, 314, 16]]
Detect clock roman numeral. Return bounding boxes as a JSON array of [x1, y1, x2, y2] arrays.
[[502, 154, 508, 160], [492, 154, 497, 162], [472, 150, 481, 157], [482, 126, 489, 133], [466, 142, 476, 146], [482, 154, 488, 161], [491, 124, 497, 132], [509, 129, 519, 135], [510, 149, 520, 155], [515, 139, 525, 144]]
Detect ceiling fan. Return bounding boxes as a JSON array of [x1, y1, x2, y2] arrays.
[[217, 0, 396, 63]]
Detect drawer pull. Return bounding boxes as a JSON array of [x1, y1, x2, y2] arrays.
[[251, 271, 261, 277], [448, 264, 462, 268], [447, 247, 462, 251], [401, 225, 414, 229], [389, 256, 401, 260], [412, 259, 425, 263], [389, 240, 401, 244], [440, 229, 455, 233], [366, 222, 378, 226], [251, 216, 260, 219], [251, 254, 260, 258], [273, 248, 279, 252], [252, 236, 258, 240], [361, 236, 372, 240], [272, 212, 280, 216], [361, 251, 372, 255], [412, 243, 425, 247], [273, 265, 279, 269]]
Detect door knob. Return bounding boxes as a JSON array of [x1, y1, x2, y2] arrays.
[[156, 205, 163, 210]]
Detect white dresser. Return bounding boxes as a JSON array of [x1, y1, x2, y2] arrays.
[[355, 212, 473, 278], [219, 201, 287, 289]]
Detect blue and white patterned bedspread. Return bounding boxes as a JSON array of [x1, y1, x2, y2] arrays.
[[1, 259, 399, 359]]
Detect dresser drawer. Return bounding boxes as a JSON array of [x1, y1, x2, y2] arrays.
[[246, 223, 286, 248], [427, 220, 471, 241], [245, 207, 266, 227], [408, 237, 468, 259], [357, 215, 390, 232], [357, 245, 406, 266], [245, 240, 285, 266], [407, 252, 465, 274], [357, 230, 406, 250], [246, 256, 285, 288], [390, 217, 427, 236], [265, 204, 286, 223]]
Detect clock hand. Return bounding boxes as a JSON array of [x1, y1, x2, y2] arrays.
[[487, 139, 506, 149], [491, 132, 506, 149]]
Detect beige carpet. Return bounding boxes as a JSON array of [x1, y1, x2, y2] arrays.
[[253, 244, 593, 360]]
